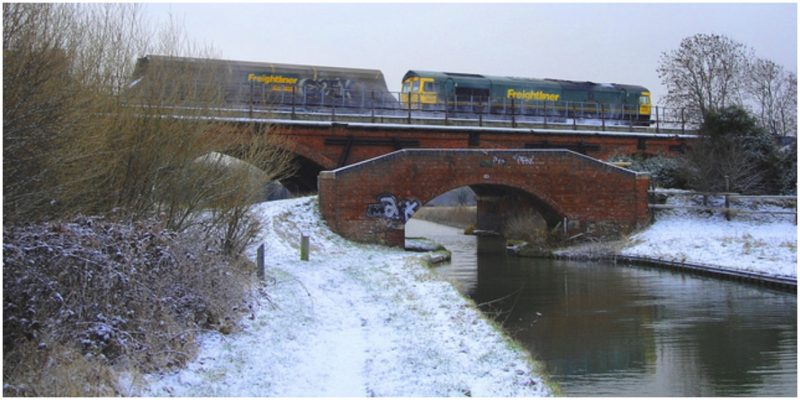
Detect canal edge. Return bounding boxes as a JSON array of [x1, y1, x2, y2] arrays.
[[607, 254, 797, 292]]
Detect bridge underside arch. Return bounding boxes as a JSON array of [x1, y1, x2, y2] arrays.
[[469, 184, 562, 235], [197, 141, 326, 196], [268, 137, 336, 194], [196, 124, 335, 196], [282, 155, 325, 194]]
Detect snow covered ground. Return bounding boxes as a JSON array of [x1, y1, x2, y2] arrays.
[[620, 194, 797, 279], [140, 196, 552, 397]]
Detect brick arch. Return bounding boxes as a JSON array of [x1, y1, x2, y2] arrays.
[[207, 139, 332, 194], [277, 140, 338, 171], [319, 149, 651, 246], [197, 124, 337, 172]]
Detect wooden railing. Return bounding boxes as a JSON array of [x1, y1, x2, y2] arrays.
[[648, 189, 797, 224]]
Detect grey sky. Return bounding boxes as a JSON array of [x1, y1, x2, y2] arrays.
[[143, 2, 797, 103]]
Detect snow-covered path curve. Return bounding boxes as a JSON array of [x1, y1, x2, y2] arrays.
[[140, 197, 551, 397]]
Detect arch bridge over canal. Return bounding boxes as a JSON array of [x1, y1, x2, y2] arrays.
[[318, 149, 651, 246]]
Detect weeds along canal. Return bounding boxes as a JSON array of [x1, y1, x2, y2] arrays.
[[405, 218, 797, 397]]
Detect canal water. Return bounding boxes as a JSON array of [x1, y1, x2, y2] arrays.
[[406, 219, 797, 397]]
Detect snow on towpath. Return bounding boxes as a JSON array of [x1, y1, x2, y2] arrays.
[[141, 196, 551, 397], [620, 196, 797, 280]]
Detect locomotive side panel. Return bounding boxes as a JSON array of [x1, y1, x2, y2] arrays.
[[400, 69, 652, 125]]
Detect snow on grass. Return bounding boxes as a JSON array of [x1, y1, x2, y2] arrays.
[[621, 195, 797, 279], [141, 196, 551, 397]]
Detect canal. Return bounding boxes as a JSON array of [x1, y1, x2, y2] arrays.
[[406, 219, 797, 397]]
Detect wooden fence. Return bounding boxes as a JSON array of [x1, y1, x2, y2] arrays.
[[648, 189, 797, 224]]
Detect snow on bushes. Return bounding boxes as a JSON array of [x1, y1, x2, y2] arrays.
[[3, 215, 257, 396]]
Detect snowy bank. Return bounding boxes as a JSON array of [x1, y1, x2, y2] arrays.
[[140, 197, 552, 397], [620, 195, 796, 281]]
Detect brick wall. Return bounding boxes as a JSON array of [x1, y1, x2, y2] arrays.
[[318, 149, 651, 246], [267, 122, 693, 170]]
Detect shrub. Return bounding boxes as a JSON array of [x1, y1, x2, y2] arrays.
[[503, 210, 548, 244], [680, 106, 785, 194], [2, 215, 257, 396], [464, 225, 475, 235], [2, 3, 291, 395], [610, 153, 686, 189], [775, 144, 797, 195]]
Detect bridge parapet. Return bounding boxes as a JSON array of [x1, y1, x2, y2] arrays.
[[319, 149, 650, 247]]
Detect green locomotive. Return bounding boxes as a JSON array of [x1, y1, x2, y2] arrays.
[[400, 70, 652, 125]]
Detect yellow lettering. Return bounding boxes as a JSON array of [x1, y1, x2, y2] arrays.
[[506, 88, 560, 102], [247, 74, 298, 86]]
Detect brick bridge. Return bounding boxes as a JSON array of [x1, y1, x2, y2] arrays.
[[318, 149, 651, 247], [210, 119, 693, 191]]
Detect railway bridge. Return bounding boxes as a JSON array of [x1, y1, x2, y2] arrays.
[[208, 117, 694, 191], [318, 149, 651, 247]]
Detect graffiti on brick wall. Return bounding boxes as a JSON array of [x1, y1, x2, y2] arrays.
[[481, 154, 534, 167], [513, 154, 534, 165], [366, 194, 420, 223]]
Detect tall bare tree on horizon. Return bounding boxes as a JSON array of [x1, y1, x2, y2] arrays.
[[657, 33, 749, 120], [745, 58, 797, 137]]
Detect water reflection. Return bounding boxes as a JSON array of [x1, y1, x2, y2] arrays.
[[406, 219, 797, 397]]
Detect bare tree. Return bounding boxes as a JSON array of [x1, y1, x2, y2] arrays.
[[4, 4, 83, 220], [4, 5, 297, 395], [4, 3, 294, 251], [657, 34, 749, 120], [745, 58, 797, 137]]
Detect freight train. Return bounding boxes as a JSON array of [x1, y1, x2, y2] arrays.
[[400, 70, 652, 125], [130, 55, 653, 126]]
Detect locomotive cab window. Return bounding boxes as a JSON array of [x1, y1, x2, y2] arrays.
[[402, 81, 411, 93], [412, 80, 420, 92], [422, 81, 434, 92], [639, 95, 650, 105]]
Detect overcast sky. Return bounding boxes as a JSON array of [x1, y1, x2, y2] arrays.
[[142, 2, 797, 103]]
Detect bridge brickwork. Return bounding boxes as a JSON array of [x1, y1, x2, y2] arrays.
[[318, 149, 651, 247], [263, 120, 692, 170]]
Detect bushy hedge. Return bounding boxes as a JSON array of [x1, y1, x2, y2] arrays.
[[683, 106, 795, 195], [612, 106, 796, 195], [610, 153, 686, 189], [3, 215, 257, 396]]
